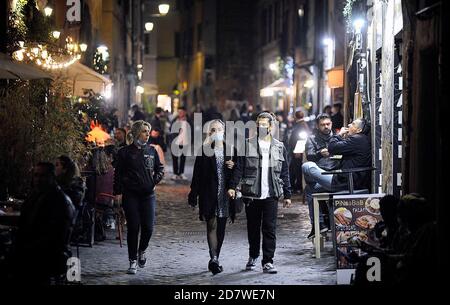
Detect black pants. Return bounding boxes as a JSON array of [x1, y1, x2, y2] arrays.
[[206, 217, 227, 259], [172, 145, 186, 175], [122, 192, 156, 261], [245, 197, 278, 265], [289, 156, 303, 192]]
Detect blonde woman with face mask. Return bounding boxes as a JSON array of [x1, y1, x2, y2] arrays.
[[188, 119, 237, 275], [113, 120, 165, 274]]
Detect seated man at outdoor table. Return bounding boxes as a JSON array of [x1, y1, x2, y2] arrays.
[[302, 118, 371, 239], [13, 162, 76, 284], [302, 113, 342, 239]]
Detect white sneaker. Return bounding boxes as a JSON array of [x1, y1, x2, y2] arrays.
[[179, 174, 188, 180], [262, 263, 278, 274], [127, 260, 137, 274], [171, 174, 178, 181]]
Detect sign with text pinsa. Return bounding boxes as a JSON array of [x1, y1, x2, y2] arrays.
[[332, 193, 384, 284]]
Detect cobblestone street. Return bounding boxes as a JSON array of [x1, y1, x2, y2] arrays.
[[78, 155, 337, 285]]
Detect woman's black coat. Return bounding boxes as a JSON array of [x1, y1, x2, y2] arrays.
[[188, 143, 237, 222]]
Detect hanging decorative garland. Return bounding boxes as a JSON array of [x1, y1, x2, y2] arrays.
[[8, 0, 85, 69]]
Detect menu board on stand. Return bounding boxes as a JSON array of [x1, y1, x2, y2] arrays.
[[333, 193, 385, 284]]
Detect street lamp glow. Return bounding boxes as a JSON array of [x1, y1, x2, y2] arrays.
[[322, 37, 333, 46], [52, 30, 61, 39], [105, 84, 113, 100], [97, 45, 108, 53], [44, 6, 53, 17], [79, 43, 88, 52], [304, 79, 314, 88], [136, 85, 145, 94], [158, 4, 170, 15], [145, 22, 154, 32], [269, 62, 278, 72], [298, 8, 304, 17], [353, 18, 365, 32]]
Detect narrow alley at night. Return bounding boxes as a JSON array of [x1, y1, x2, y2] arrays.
[[0, 0, 449, 301]]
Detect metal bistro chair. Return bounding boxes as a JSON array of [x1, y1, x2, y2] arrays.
[[312, 167, 376, 258], [96, 193, 125, 248]]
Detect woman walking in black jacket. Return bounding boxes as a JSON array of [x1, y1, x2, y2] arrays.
[[113, 120, 164, 274], [188, 119, 237, 275]]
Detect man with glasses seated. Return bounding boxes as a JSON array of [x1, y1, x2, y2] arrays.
[[302, 118, 371, 239]]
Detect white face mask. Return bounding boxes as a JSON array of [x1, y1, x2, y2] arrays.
[[211, 132, 224, 143], [135, 138, 148, 148]]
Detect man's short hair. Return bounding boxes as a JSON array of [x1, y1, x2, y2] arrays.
[[116, 128, 126, 135], [316, 113, 331, 123], [35, 162, 56, 178], [294, 110, 304, 120], [178, 106, 187, 111], [257, 111, 275, 123], [333, 103, 342, 109], [151, 126, 162, 133], [155, 107, 163, 114]]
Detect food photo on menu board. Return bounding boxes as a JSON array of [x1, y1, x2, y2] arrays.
[[333, 195, 384, 270]]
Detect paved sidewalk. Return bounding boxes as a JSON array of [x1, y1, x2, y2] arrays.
[[78, 154, 337, 285]]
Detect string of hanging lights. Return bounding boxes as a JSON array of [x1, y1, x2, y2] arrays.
[[12, 36, 86, 70]]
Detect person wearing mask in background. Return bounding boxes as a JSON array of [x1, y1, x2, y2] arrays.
[[113, 120, 165, 274], [287, 110, 310, 195], [188, 119, 237, 275], [228, 112, 292, 274]]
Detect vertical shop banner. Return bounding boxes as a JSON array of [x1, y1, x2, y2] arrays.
[[333, 194, 384, 284]]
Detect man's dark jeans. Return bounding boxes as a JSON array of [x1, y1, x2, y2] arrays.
[[289, 156, 303, 193], [122, 192, 156, 261], [245, 197, 278, 266], [172, 145, 186, 175]]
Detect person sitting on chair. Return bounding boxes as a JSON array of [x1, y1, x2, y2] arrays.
[[302, 118, 371, 239], [14, 162, 76, 284], [302, 114, 341, 239]]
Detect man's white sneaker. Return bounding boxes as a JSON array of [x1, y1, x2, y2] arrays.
[[179, 174, 188, 180], [262, 263, 278, 274], [127, 260, 137, 274]]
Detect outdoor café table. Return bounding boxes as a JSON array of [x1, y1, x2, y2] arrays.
[[312, 167, 374, 258]]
